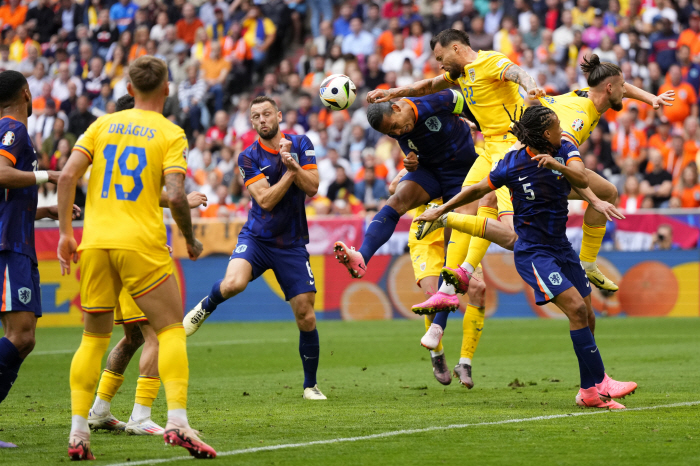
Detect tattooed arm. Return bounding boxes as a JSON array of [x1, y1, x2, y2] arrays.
[[165, 172, 203, 260], [503, 64, 546, 99], [367, 74, 454, 103]]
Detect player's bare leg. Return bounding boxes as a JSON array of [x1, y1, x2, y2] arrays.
[[290, 291, 326, 400], [454, 268, 486, 388], [135, 276, 216, 458], [335, 180, 431, 278], [0, 312, 36, 448], [89, 323, 143, 432], [125, 322, 164, 435], [184, 258, 252, 336], [569, 170, 619, 292]]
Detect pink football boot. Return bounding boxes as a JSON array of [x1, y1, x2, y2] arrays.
[[576, 388, 626, 409], [596, 373, 638, 399], [411, 291, 459, 315], [333, 241, 367, 279], [441, 266, 472, 294]]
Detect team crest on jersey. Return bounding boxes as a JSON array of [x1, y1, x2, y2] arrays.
[[234, 244, 247, 254], [1, 131, 15, 146], [425, 116, 442, 132], [548, 272, 562, 286], [18, 287, 31, 304], [468, 68, 476, 83], [571, 119, 584, 131]]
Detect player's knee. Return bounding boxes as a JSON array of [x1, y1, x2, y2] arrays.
[[570, 302, 589, 326], [12, 332, 35, 357], [295, 309, 316, 332], [386, 194, 409, 215], [479, 191, 497, 209], [221, 274, 248, 297], [606, 183, 618, 203], [468, 278, 486, 307]]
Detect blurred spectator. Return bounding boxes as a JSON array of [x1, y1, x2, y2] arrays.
[[308, 0, 334, 38], [326, 165, 355, 202], [398, 2, 421, 30], [659, 65, 698, 126], [83, 57, 108, 101], [217, 146, 235, 185], [678, 11, 700, 56], [341, 17, 376, 57], [640, 149, 674, 207], [42, 118, 76, 166], [355, 162, 388, 208], [207, 8, 230, 40], [522, 15, 542, 50], [318, 148, 351, 196], [128, 26, 149, 62], [31, 99, 63, 145], [649, 18, 678, 74], [60, 81, 79, 116], [91, 82, 113, 116], [376, 17, 401, 58], [33, 83, 61, 117], [93, 9, 119, 59], [202, 42, 230, 112], [0, 0, 26, 30], [169, 42, 191, 88], [151, 11, 170, 42], [110, 0, 137, 34], [618, 175, 645, 213], [26, 0, 57, 45], [676, 46, 700, 95], [571, 0, 594, 28], [68, 95, 97, 136], [200, 0, 229, 26], [647, 119, 674, 169], [553, 10, 575, 52], [673, 163, 700, 208], [333, 3, 353, 37], [179, 62, 209, 136], [241, 5, 276, 72], [382, 35, 416, 73], [468, 16, 493, 52], [582, 9, 615, 49], [200, 184, 236, 218], [484, 0, 503, 35], [27, 63, 51, 102], [177, 3, 204, 46], [425, 1, 450, 36], [651, 224, 676, 250], [327, 111, 352, 158], [279, 73, 303, 113], [313, 20, 337, 56], [612, 112, 647, 164], [280, 109, 304, 135]]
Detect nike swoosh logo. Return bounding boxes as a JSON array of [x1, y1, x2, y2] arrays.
[[309, 280, 315, 285], [303, 355, 318, 361], [591, 347, 598, 353], [369, 220, 383, 225], [260, 165, 271, 171], [590, 275, 605, 286], [519, 176, 528, 181]]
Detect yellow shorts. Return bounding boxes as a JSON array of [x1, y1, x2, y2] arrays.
[[462, 135, 517, 217], [80, 248, 173, 314], [407, 203, 445, 283], [114, 290, 147, 325]]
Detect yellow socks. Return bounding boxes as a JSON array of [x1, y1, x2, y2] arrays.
[[445, 213, 487, 237], [445, 230, 471, 269], [464, 207, 498, 270], [157, 323, 188, 411], [580, 223, 606, 264], [461, 304, 485, 360], [424, 314, 444, 353], [95, 369, 124, 403], [70, 331, 111, 418], [135, 376, 161, 407]]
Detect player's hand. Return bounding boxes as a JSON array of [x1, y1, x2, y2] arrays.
[[404, 152, 418, 172], [367, 88, 396, 103], [280, 139, 300, 172], [57, 235, 79, 276], [46, 204, 81, 220], [187, 238, 203, 260], [414, 205, 444, 223], [528, 88, 547, 100], [187, 191, 208, 208], [592, 199, 626, 221], [531, 153, 562, 170], [652, 90, 675, 108], [48, 171, 61, 184]]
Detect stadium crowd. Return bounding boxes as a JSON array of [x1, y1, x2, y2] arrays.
[[4, 0, 700, 220]]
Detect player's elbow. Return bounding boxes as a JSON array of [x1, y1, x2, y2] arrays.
[[167, 192, 189, 210], [574, 177, 588, 190]]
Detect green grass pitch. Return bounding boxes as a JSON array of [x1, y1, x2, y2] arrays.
[[1, 318, 699, 465]]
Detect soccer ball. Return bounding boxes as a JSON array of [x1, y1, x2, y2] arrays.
[[319, 74, 357, 110]]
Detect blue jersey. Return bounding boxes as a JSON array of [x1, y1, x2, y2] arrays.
[[239, 134, 316, 248], [0, 117, 39, 263], [395, 90, 478, 167], [488, 141, 582, 245]]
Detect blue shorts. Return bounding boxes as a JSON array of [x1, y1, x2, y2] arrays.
[[231, 234, 316, 301], [514, 240, 591, 305], [400, 149, 474, 203], [0, 251, 42, 317]]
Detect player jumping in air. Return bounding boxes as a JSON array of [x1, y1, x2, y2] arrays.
[[0, 70, 79, 449], [88, 94, 208, 437], [182, 96, 326, 400], [57, 56, 215, 459], [416, 106, 637, 408]]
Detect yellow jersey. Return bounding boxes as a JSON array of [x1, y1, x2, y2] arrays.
[[539, 89, 601, 147], [74, 108, 188, 253], [444, 50, 524, 138]]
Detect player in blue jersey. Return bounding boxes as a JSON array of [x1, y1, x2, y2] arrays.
[[182, 96, 326, 400], [414, 106, 638, 408], [333, 89, 479, 283], [0, 71, 79, 448]]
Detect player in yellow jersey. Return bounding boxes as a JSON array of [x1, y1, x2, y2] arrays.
[[56, 56, 216, 460]]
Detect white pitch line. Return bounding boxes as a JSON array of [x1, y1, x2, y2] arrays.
[[31, 339, 289, 356], [104, 400, 700, 466]]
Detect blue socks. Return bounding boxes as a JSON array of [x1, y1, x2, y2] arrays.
[[570, 327, 605, 386], [432, 275, 449, 330], [299, 329, 320, 389], [0, 337, 23, 403], [202, 279, 225, 313], [358, 205, 401, 264]]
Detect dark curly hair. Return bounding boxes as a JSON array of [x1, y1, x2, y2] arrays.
[[504, 105, 558, 155]]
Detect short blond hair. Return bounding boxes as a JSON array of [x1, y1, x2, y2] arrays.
[[129, 55, 168, 94]]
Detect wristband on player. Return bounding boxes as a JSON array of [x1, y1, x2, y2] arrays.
[[34, 171, 49, 185]]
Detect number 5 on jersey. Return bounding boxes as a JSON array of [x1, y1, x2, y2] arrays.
[[101, 144, 147, 201]]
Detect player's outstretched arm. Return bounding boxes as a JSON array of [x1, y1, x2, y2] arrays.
[[532, 155, 588, 189], [247, 170, 296, 211], [414, 178, 493, 223], [0, 157, 59, 188], [367, 74, 453, 103], [158, 190, 208, 209], [36, 204, 81, 220], [165, 172, 203, 260], [503, 64, 546, 100], [624, 82, 675, 109], [57, 149, 91, 275]]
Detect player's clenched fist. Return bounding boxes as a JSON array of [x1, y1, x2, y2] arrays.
[[280, 139, 299, 172], [404, 151, 418, 172], [187, 238, 203, 260], [528, 88, 547, 100]]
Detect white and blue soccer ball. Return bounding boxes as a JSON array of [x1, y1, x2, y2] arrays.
[[319, 74, 357, 111]]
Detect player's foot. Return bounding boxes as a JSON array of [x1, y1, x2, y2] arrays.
[[415, 210, 447, 240], [0, 440, 16, 448], [411, 291, 459, 315], [333, 241, 366, 279], [420, 323, 444, 350], [183, 297, 212, 337], [575, 388, 626, 409], [441, 266, 472, 294], [87, 409, 126, 431], [585, 265, 619, 292], [164, 418, 216, 459], [68, 430, 95, 461], [430, 353, 451, 385], [453, 363, 474, 389], [596, 373, 637, 399], [303, 385, 327, 400], [125, 417, 165, 436]]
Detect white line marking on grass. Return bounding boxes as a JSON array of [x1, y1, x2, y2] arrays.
[[104, 400, 700, 466], [32, 339, 289, 356]]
